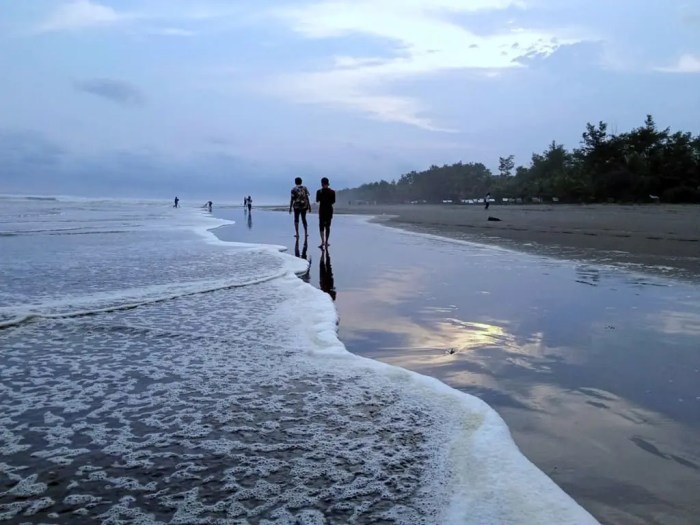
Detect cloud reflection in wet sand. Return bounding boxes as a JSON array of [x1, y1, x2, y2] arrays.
[[337, 250, 700, 524], [653, 306, 700, 337]]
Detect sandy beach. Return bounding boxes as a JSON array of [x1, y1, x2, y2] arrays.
[[331, 203, 700, 278]]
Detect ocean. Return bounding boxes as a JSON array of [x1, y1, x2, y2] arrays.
[[0, 196, 597, 524]]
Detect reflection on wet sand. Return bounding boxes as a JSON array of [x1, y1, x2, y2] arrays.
[[506, 385, 700, 524], [339, 270, 539, 360], [319, 249, 336, 301], [337, 260, 700, 524], [653, 306, 700, 336], [294, 237, 310, 281], [294, 236, 308, 260], [213, 210, 700, 524]]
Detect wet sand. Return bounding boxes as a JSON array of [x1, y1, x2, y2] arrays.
[[331, 204, 700, 278], [215, 209, 700, 525]]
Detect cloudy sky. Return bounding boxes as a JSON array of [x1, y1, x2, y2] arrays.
[[1, 0, 699, 202]]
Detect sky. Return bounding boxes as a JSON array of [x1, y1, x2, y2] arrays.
[[1, 0, 699, 202]]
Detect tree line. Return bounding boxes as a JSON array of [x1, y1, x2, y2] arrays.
[[338, 116, 700, 204]]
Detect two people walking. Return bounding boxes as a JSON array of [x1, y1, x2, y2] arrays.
[[289, 177, 335, 248]]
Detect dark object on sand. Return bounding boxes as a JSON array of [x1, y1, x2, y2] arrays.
[[487, 216, 501, 221]]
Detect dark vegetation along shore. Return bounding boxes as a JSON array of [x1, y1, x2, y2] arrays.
[[338, 115, 700, 205]]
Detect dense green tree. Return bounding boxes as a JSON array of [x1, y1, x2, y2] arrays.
[[498, 155, 515, 177]]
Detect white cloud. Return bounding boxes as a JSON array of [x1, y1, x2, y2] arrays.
[[34, 1, 243, 34], [148, 27, 197, 37], [37, 0, 130, 33], [655, 53, 700, 74], [278, 66, 453, 131], [270, 0, 580, 131]]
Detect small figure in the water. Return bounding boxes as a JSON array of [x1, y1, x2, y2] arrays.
[[174, 196, 179, 208], [247, 195, 252, 213], [203, 201, 212, 211]]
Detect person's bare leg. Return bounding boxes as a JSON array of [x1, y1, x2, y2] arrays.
[[325, 225, 331, 247]]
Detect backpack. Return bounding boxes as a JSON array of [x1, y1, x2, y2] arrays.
[[292, 185, 310, 210]]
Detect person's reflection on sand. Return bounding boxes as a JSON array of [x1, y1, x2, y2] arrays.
[[294, 237, 309, 261], [294, 237, 310, 281], [247, 210, 253, 229], [319, 249, 336, 301], [294, 237, 308, 260]]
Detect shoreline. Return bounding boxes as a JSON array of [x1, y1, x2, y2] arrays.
[[328, 203, 700, 280], [215, 208, 700, 524]]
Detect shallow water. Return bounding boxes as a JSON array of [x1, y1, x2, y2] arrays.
[[214, 207, 700, 524], [1, 198, 597, 524]]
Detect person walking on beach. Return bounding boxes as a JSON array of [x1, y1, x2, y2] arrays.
[[484, 192, 491, 210], [174, 196, 179, 208], [316, 177, 336, 248], [247, 196, 252, 213], [289, 177, 311, 238]]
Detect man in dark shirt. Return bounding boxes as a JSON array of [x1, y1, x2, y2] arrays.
[[316, 177, 335, 248]]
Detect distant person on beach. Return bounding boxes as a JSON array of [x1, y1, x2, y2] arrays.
[[289, 177, 311, 238], [316, 177, 336, 248], [247, 196, 252, 213], [243, 196, 247, 208], [484, 192, 491, 210], [204, 201, 212, 211], [174, 196, 179, 208]]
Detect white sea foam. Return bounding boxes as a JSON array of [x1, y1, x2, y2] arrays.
[[0, 200, 306, 324], [277, 273, 599, 524], [0, 197, 598, 523]]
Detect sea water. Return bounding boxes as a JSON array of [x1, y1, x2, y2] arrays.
[[0, 196, 597, 524]]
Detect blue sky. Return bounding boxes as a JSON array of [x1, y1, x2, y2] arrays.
[[1, 0, 699, 202]]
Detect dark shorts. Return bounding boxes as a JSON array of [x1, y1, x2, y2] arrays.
[[319, 211, 333, 228], [293, 208, 307, 223]]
